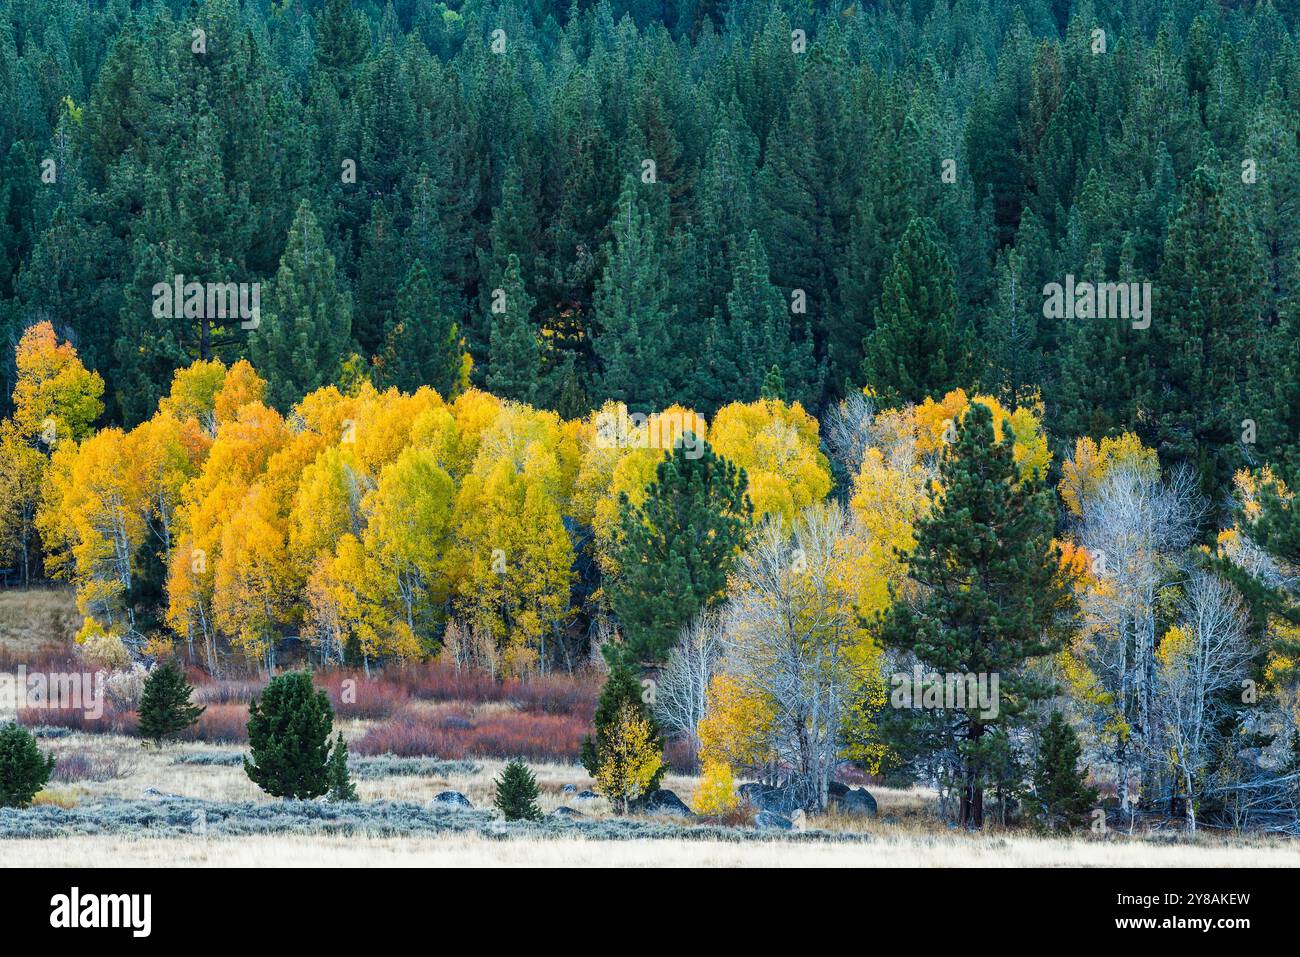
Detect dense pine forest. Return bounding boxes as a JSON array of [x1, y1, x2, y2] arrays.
[[3, 0, 1300, 835]]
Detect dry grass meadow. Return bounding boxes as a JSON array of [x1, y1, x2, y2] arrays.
[[2, 589, 1298, 867], [4, 728, 1298, 867]]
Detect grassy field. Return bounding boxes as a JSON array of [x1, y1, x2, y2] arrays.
[[1, 730, 1295, 867], [0, 588, 80, 655], [2, 589, 1297, 867], [7, 828, 1300, 867]]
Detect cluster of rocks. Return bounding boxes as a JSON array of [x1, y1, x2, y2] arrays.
[[738, 781, 877, 830]]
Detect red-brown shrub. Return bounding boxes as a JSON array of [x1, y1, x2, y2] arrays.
[[315, 672, 410, 719], [353, 704, 589, 761], [174, 703, 248, 743], [18, 705, 137, 735]]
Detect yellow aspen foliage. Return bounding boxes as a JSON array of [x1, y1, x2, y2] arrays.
[[212, 359, 267, 425], [572, 402, 704, 577], [709, 398, 830, 524], [125, 413, 202, 563], [697, 673, 775, 771], [848, 444, 929, 617], [1059, 432, 1159, 516], [0, 422, 47, 580], [288, 445, 363, 575], [356, 447, 457, 658], [158, 359, 228, 431], [305, 535, 374, 661], [692, 759, 738, 815], [914, 389, 1051, 482], [38, 427, 145, 628], [166, 402, 290, 650], [408, 404, 463, 475], [213, 482, 295, 665], [1056, 643, 1128, 743], [446, 388, 506, 475], [9, 321, 104, 443], [344, 384, 444, 483], [594, 702, 664, 814], [1231, 465, 1286, 524], [449, 438, 573, 674], [292, 385, 359, 445]]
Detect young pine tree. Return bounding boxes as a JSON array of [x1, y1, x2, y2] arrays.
[[609, 434, 751, 663], [1032, 711, 1099, 832], [0, 722, 55, 807], [879, 402, 1076, 828], [138, 660, 206, 745], [326, 731, 357, 802], [494, 758, 542, 821], [244, 671, 336, 799], [580, 658, 665, 795]]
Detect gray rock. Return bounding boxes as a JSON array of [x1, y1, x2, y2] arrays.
[[549, 805, 584, 818], [737, 782, 799, 815], [560, 784, 577, 794], [638, 788, 694, 818], [573, 789, 600, 801], [755, 810, 794, 831], [431, 790, 473, 810], [142, 786, 183, 799], [831, 786, 878, 817]]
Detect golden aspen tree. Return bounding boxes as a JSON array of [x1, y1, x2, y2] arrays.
[[8, 321, 104, 443], [0, 323, 104, 585], [36, 423, 162, 656], [709, 398, 831, 524], [213, 482, 294, 669], [450, 425, 573, 675], [572, 402, 706, 577], [167, 401, 290, 672], [594, 702, 664, 814], [355, 447, 456, 659], [692, 759, 739, 815]]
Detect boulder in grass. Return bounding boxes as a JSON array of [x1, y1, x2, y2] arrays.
[[561, 784, 577, 794], [638, 788, 694, 818], [431, 790, 473, 810], [737, 783, 799, 816], [573, 789, 600, 802], [549, 805, 584, 819], [832, 786, 878, 818], [755, 810, 794, 831]]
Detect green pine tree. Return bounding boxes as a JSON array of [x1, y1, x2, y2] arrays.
[[377, 261, 463, 397], [251, 201, 354, 410], [1031, 711, 1100, 832], [0, 723, 56, 808], [861, 217, 971, 407], [593, 177, 678, 412], [760, 365, 785, 401], [1146, 165, 1264, 529], [326, 731, 357, 802], [609, 435, 752, 664], [486, 253, 540, 404], [494, 757, 542, 821], [138, 659, 205, 745], [879, 402, 1076, 828], [244, 671, 336, 800]]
